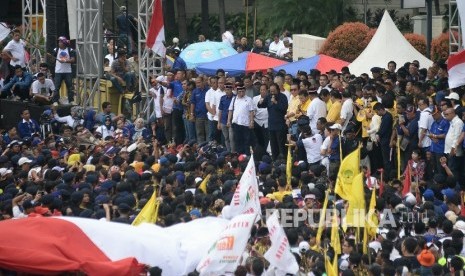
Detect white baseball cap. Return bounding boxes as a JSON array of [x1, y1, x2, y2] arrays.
[[18, 157, 32, 166], [445, 92, 460, 101], [329, 123, 342, 130]]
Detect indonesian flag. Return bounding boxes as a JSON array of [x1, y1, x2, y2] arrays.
[[146, 0, 166, 57], [264, 211, 299, 274], [448, 50, 465, 89], [0, 216, 229, 275]]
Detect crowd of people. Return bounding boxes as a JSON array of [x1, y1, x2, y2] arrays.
[[2, 23, 465, 275]]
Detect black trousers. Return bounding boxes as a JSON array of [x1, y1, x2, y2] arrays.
[[269, 129, 286, 160]]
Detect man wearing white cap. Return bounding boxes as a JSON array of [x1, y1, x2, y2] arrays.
[[445, 92, 462, 115], [18, 157, 32, 172]]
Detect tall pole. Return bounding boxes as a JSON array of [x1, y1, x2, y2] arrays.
[[245, 0, 249, 38], [426, 0, 432, 59], [253, 1, 257, 41], [364, 0, 368, 25]]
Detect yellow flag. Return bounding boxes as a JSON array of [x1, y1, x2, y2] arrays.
[[364, 186, 378, 253], [286, 146, 292, 189], [344, 172, 365, 232], [331, 209, 341, 255], [316, 190, 329, 246], [132, 188, 159, 226], [335, 147, 360, 201], [332, 252, 338, 276], [325, 253, 338, 276], [198, 174, 211, 194]]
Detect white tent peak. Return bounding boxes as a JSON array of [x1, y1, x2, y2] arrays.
[[349, 10, 433, 76]]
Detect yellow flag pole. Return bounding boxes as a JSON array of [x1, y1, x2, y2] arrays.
[[286, 144, 293, 191], [338, 133, 343, 161], [397, 136, 401, 179]]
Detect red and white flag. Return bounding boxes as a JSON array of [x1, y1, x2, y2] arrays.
[[0, 216, 229, 275], [146, 0, 166, 57], [448, 50, 465, 89]]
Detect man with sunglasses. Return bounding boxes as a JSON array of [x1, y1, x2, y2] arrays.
[[227, 84, 254, 154]]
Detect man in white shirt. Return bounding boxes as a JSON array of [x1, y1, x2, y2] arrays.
[[30, 73, 55, 105], [317, 74, 331, 94], [253, 83, 269, 150], [228, 85, 254, 154], [52, 36, 76, 105], [2, 29, 26, 68], [267, 34, 284, 57], [417, 97, 433, 153], [444, 108, 464, 181], [276, 38, 291, 58], [340, 91, 354, 132], [149, 77, 165, 124], [205, 77, 219, 142], [210, 77, 225, 143], [306, 89, 327, 134]]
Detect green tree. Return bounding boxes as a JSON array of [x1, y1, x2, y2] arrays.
[[257, 0, 354, 38]]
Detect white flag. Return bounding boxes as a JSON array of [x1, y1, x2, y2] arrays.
[[229, 155, 262, 218], [196, 213, 256, 276], [264, 211, 299, 274]]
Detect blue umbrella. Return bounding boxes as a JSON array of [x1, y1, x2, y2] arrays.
[[180, 41, 238, 69]]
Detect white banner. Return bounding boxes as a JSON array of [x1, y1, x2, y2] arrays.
[[229, 155, 262, 218], [67, 0, 77, 40], [196, 213, 257, 275], [264, 211, 299, 275], [0, 23, 9, 42], [458, 0, 465, 49]]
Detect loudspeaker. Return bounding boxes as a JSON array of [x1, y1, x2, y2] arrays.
[[46, 0, 70, 54]]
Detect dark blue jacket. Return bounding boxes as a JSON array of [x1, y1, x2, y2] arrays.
[[2, 72, 33, 92], [377, 111, 393, 145], [18, 119, 40, 138], [257, 93, 288, 131]]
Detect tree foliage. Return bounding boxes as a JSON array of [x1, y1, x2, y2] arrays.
[[319, 22, 375, 62], [430, 31, 458, 62]]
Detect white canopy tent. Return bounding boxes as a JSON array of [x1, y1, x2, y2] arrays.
[[349, 10, 433, 76]]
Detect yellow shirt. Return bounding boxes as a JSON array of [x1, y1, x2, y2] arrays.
[[272, 190, 292, 202], [326, 100, 332, 112], [299, 98, 311, 116], [326, 100, 342, 123], [287, 95, 300, 122], [283, 83, 291, 92]]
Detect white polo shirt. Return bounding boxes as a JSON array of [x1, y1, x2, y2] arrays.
[[418, 108, 433, 148], [445, 115, 464, 155], [302, 133, 323, 164], [307, 97, 327, 134], [229, 95, 254, 127], [253, 95, 268, 128]]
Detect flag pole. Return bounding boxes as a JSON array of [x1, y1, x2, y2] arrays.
[[397, 136, 401, 179]]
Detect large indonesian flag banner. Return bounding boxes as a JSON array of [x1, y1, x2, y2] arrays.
[[0, 216, 229, 275], [146, 0, 166, 57], [448, 50, 465, 89], [196, 213, 257, 275], [264, 211, 299, 274], [229, 155, 262, 218]]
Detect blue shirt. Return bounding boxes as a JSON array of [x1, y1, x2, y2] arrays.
[[172, 57, 187, 70], [329, 136, 340, 161], [430, 118, 450, 153], [218, 94, 235, 124], [190, 86, 209, 118], [169, 80, 184, 110]]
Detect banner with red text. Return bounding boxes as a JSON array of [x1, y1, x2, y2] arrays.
[[196, 213, 257, 275], [229, 155, 261, 218], [264, 211, 299, 274]]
